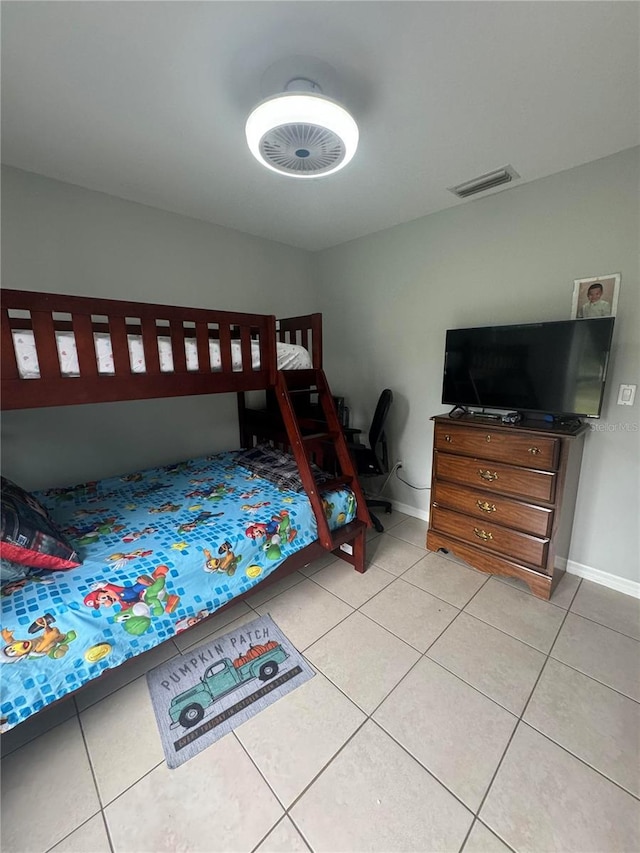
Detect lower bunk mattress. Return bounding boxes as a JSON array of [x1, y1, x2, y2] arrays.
[[0, 451, 356, 732]]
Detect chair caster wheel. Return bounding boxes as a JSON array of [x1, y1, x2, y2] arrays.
[[384, 507, 392, 514], [374, 520, 384, 533]]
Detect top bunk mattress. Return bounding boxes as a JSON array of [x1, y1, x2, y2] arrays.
[[11, 330, 312, 378], [0, 450, 356, 732]]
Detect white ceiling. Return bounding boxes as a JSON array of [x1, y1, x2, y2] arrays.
[[2, 2, 638, 251]]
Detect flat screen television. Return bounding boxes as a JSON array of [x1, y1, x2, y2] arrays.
[[442, 318, 615, 418]]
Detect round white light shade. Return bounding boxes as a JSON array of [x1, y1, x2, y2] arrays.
[[245, 93, 359, 178]]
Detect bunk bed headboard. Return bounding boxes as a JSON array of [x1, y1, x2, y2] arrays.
[[1, 289, 280, 410], [277, 313, 322, 369]]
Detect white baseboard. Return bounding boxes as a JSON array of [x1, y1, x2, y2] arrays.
[[565, 560, 640, 599], [393, 503, 640, 599], [391, 500, 429, 522]]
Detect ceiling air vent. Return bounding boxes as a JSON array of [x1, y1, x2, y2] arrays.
[[449, 165, 520, 199]]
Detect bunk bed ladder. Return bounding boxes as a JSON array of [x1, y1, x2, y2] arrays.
[[274, 369, 371, 562]]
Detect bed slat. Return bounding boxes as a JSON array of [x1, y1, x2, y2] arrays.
[[109, 315, 131, 375], [72, 314, 99, 377], [311, 314, 323, 368], [195, 322, 211, 373], [141, 317, 161, 375], [240, 326, 252, 373], [219, 323, 232, 373], [31, 311, 61, 379], [2, 308, 19, 380], [170, 320, 188, 373]]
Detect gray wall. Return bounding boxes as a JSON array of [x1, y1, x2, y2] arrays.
[[317, 147, 639, 583], [1, 166, 315, 487], [2, 152, 638, 584]]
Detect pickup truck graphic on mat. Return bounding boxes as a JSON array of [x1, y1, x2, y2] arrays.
[[169, 640, 289, 729]]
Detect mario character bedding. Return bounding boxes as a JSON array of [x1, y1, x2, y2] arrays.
[[0, 451, 356, 732]]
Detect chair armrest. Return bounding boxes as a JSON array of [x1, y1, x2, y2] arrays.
[[343, 427, 363, 441]]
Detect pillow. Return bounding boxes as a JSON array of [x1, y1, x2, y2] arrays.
[[0, 477, 81, 570], [235, 444, 330, 493]]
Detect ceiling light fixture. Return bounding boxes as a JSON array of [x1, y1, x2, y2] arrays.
[[245, 78, 359, 179]]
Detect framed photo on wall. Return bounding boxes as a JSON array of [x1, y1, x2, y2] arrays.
[[571, 273, 620, 319]]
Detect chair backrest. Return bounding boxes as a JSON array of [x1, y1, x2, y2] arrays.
[[368, 389, 393, 452]]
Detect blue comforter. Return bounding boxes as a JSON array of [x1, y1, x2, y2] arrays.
[[0, 451, 356, 732]]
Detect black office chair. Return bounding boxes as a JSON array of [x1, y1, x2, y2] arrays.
[[348, 389, 393, 533]]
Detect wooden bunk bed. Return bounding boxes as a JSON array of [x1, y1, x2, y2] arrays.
[[0, 288, 370, 731]]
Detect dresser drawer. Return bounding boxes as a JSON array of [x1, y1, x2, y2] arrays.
[[434, 423, 559, 471], [430, 506, 549, 569], [435, 452, 556, 503], [432, 481, 553, 538]]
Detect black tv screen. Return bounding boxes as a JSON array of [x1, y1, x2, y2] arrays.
[[442, 318, 615, 418]]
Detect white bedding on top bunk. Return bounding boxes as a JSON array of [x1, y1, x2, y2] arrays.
[[12, 330, 312, 378]]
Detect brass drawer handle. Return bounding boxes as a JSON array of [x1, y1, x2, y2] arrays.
[[476, 500, 497, 513], [528, 446, 541, 455], [444, 434, 452, 443], [474, 527, 493, 541], [478, 469, 498, 482]]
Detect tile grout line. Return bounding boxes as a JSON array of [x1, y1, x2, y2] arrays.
[[249, 813, 313, 853], [244, 571, 308, 609], [517, 719, 640, 804], [287, 814, 315, 853], [345, 577, 511, 831], [551, 657, 640, 705], [71, 579, 640, 846], [564, 606, 640, 643], [368, 716, 476, 818], [42, 810, 106, 853], [240, 544, 484, 850], [280, 718, 370, 820], [522, 592, 640, 802], [555, 574, 640, 642], [21, 592, 499, 851], [11, 547, 637, 851], [97, 562, 640, 846], [308, 573, 486, 724], [356, 606, 453, 656], [497, 570, 640, 641], [228, 568, 407, 848], [99, 757, 166, 810], [99, 810, 115, 853], [470, 600, 575, 844], [75, 700, 117, 853], [456, 607, 564, 655], [459, 818, 518, 853], [292, 576, 496, 828], [304, 566, 395, 611], [547, 653, 640, 707], [421, 654, 527, 719]]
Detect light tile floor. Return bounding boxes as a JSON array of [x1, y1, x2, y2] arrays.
[[2, 511, 639, 853]]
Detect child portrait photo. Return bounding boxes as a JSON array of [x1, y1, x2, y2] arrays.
[[571, 273, 620, 319]]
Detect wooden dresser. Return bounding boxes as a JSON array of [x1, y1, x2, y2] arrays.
[[426, 414, 589, 599]]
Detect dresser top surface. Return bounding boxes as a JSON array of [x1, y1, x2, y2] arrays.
[[432, 413, 589, 439]]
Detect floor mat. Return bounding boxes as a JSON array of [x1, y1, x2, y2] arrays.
[[146, 613, 315, 768]]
